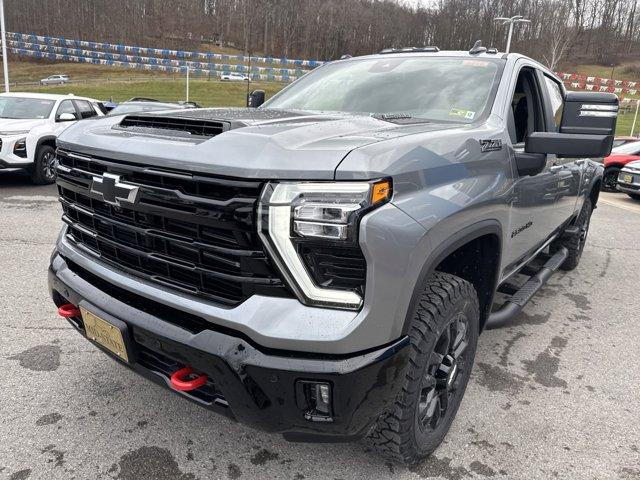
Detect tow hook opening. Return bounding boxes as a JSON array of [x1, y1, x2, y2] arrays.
[[58, 303, 81, 318], [170, 366, 208, 392]]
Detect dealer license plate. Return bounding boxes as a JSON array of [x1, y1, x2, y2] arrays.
[[81, 307, 129, 362], [621, 173, 634, 184]]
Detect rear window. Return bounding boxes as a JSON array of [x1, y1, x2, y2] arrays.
[[612, 141, 640, 155]]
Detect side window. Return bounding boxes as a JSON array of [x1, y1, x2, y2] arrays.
[[75, 100, 97, 119], [544, 76, 564, 132], [56, 100, 78, 120], [507, 67, 546, 145]]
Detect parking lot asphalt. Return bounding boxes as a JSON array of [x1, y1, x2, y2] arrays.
[[0, 172, 639, 480]]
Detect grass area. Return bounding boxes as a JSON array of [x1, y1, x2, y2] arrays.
[[15, 79, 287, 107], [7, 59, 174, 83], [614, 106, 639, 136]]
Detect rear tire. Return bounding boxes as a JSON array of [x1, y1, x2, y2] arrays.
[[30, 145, 57, 185], [551, 198, 593, 271], [369, 272, 479, 466], [602, 166, 620, 191]]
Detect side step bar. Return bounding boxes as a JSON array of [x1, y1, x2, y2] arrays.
[[485, 246, 568, 329]]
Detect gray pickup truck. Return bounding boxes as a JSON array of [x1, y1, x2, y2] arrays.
[[48, 45, 617, 465]]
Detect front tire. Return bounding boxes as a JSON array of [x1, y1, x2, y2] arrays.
[[369, 272, 479, 465], [30, 145, 57, 185], [627, 193, 640, 201], [602, 166, 620, 191]]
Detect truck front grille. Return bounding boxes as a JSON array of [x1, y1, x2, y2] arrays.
[[56, 149, 290, 307]]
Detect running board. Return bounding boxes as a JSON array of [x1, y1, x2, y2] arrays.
[[485, 246, 568, 329]]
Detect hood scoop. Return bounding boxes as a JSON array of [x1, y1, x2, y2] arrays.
[[117, 115, 229, 139]]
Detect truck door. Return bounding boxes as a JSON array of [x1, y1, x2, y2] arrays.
[[504, 65, 566, 275], [538, 73, 585, 223]]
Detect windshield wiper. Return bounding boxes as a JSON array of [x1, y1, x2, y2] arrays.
[[372, 113, 432, 124], [374, 113, 412, 121]]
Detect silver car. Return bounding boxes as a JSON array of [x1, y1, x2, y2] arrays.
[[40, 74, 70, 85]]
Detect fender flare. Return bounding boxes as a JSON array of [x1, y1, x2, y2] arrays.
[[35, 135, 58, 153], [400, 219, 503, 335]]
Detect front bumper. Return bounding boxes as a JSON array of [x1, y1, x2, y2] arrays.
[[616, 170, 640, 195], [49, 251, 410, 441]]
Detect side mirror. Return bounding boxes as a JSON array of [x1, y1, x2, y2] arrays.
[[515, 152, 547, 176], [524, 92, 619, 159], [526, 132, 614, 158], [247, 90, 265, 108], [57, 112, 77, 122], [560, 91, 618, 136]]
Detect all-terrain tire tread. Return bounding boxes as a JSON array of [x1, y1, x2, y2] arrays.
[[369, 271, 479, 465]]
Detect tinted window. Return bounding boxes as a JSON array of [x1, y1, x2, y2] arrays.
[[544, 76, 564, 131], [265, 57, 501, 123], [75, 100, 97, 119], [612, 141, 640, 155], [0, 97, 56, 119], [56, 100, 78, 119]]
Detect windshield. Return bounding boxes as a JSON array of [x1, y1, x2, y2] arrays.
[[0, 97, 55, 119], [612, 141, 640, 155], [265, 56, 501, 122]]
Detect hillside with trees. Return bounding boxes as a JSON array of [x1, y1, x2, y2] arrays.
[[6, 0, 640, 69]]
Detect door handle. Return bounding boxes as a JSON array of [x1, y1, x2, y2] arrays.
[[575, 159, 585, 165], [550, 165, 563, 173]]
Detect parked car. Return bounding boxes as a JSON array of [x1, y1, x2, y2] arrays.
[[612, 136, 639, 148], [602, 140, 640, 191], [616, 160, 640, 200], [220, 72, 249, 81], [40, 74, 70, 85], [0, 92, 104, 184], [108, 98, 199, 116], [49, 47, 614, 466]]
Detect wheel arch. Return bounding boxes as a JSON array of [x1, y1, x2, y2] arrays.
[[35, 135, 58, 153], [401, 220, 503, 335]]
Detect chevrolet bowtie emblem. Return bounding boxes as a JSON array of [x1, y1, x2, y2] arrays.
[[90, 173, 140, 207]]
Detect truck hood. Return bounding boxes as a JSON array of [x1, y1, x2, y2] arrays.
[[57, 107, 457, 179], [0, 118, 47, 134]]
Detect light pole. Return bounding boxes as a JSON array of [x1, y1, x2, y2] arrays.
[[631, 100, 639, 137], [494, 15, 531, 54], [185, 66, 190, 103], [0, 0, 9, 92]]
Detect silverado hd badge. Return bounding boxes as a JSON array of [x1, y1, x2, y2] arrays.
[[90, 173, 140, 207]]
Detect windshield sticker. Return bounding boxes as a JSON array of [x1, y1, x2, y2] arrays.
[[449, 108, 476, 120]]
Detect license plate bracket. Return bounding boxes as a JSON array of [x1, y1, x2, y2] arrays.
[[80, 306, 134, 363]]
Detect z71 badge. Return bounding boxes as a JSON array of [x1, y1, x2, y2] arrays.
[[480, 139, 502, 152]]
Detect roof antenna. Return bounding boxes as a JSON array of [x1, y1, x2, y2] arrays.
[[469, 40, 487, 55]]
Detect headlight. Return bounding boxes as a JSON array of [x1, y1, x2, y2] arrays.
[[258, 179, 391, 309], [13, 138, 27, 158]]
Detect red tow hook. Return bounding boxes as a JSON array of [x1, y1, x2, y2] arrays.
[[170, 367, 208, 392], [58, 303, 81, 318]]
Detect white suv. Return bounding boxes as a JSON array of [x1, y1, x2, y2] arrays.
[[0, 93, 104, 184]]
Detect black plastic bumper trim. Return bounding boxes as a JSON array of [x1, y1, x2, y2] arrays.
[[48, 252, 410, 441]]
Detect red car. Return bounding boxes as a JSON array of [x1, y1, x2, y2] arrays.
[[603, 140, 640, 190]]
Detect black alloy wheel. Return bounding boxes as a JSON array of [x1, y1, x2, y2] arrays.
[[417, 313, 469, 432]]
